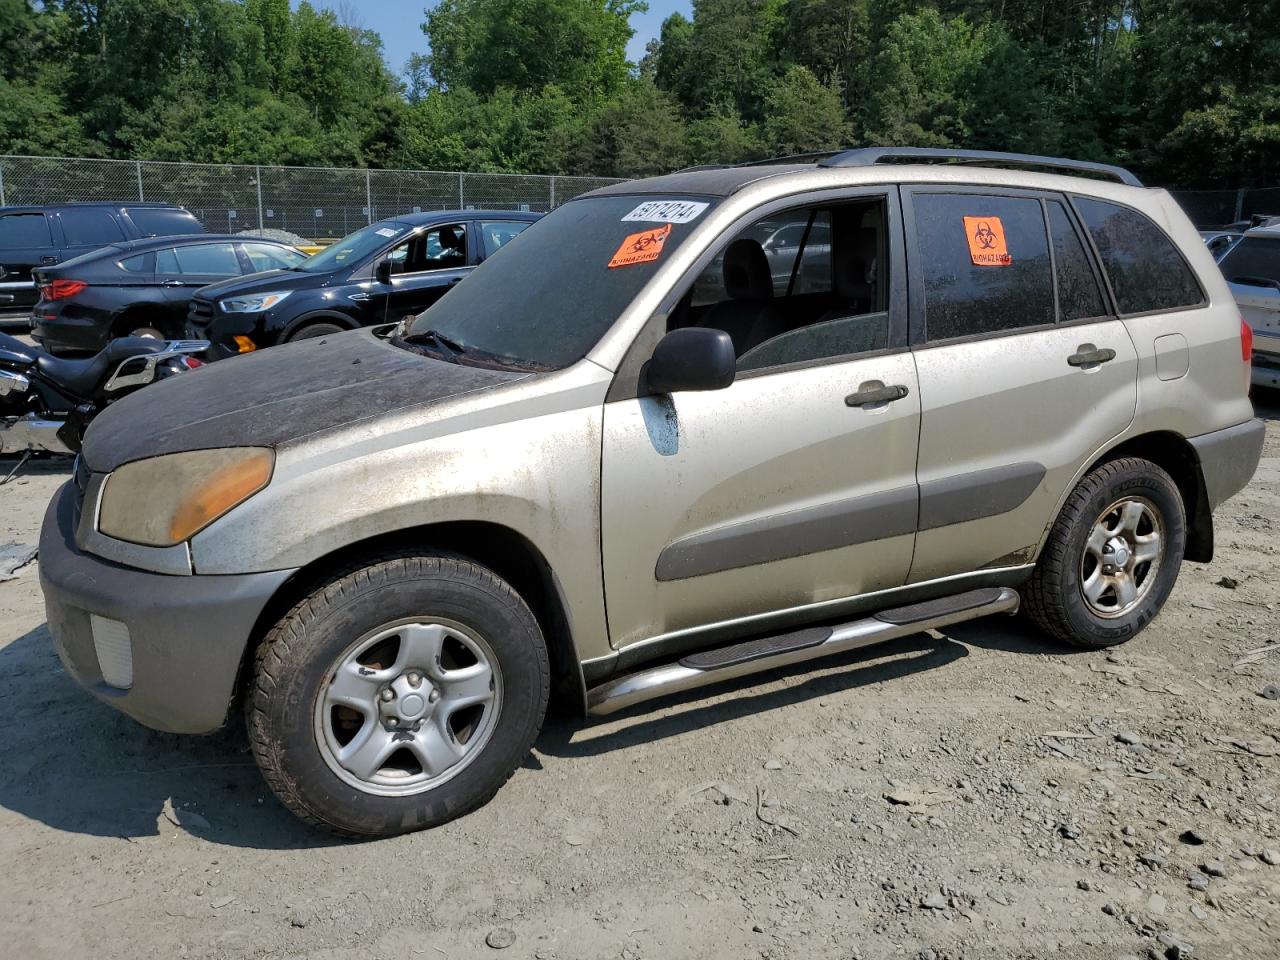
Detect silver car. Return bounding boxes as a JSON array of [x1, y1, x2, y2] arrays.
[[40, 148, 1263, 837], [1219, 224, 1280, 389]]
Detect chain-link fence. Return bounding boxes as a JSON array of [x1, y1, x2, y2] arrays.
[[1169, 187, 1280, 229], [0, 155, 624, 242]]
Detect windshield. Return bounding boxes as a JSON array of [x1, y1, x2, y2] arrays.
[[1220, 235, 1280, 286], [406, 195, 715, 369], [295, 220, 412, 273]]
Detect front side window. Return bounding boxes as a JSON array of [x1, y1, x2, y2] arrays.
[[479, 220, 532, 258], [406, 195, 715, 370], [675, 198, 889, 372], [156, 242, 241, 276], [1074, 197, 1203, 314], [59, 208, 126, 246], [0, 213, 51, 248], [914, 193, 1054, 341], [242, 242, 306, 272], [1218, 235, 1280, 289]]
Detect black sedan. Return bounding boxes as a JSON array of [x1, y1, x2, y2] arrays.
[[187, 211, 538, 360], [30, 235, 307, 354]]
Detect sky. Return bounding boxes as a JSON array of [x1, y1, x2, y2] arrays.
[[291, 1, 693, 79]]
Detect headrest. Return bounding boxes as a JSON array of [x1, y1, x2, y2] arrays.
[[722, 239, 773, 300]]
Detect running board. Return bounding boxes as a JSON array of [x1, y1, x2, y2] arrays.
[[586, 587, 1020, 717]]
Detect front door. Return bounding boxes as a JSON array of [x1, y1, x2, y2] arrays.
[[600, 191, 921, 654], [903, 188, 1139, 583], [381, 222, 472, 325]]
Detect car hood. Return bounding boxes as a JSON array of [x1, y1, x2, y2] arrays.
[[195, 268, 327, 300], [81, 329, 527, 473]]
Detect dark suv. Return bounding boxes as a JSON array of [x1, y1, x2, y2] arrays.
[[0, 203, 205, 326], [188, 211, 538, 359]]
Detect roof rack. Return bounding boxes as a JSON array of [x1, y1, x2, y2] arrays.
[[817, 147, 1142, 187]]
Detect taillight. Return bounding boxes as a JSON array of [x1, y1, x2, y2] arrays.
[[182, 357, 204, 369], [1242, 317, 1254, 363], [41, 279, 88, 301]]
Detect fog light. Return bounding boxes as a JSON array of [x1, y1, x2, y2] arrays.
[[90, 614, 133, 689]]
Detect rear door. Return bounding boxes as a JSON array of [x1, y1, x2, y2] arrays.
[[0, 211, 56, 318], [903, 187, 1139, 583], [381, 221, 472, 325], [153, 241, 244, 333]]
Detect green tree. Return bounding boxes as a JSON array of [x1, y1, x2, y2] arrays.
[[761, 65, 851, 154]]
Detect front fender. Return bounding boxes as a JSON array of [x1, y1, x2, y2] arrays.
[[189, 371, 613, 662]]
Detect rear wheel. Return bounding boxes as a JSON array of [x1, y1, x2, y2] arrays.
[[286, 322, 344, 342], [1023, 457, 1186, 649]]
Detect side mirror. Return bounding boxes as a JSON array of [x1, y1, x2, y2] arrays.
[[645, 327, 736, 395], [374, 259, 393, 285]]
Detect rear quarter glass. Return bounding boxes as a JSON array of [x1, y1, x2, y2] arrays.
[[407, 196, 716, 370]]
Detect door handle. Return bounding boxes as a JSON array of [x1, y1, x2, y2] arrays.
[[160, 279, 185, 287], [1068, 345, 1116, 367], [40, 256, 58, 264], [845, 383, 910, 407]]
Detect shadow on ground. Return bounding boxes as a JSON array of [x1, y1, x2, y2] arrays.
[[0, 622, 341, 849]]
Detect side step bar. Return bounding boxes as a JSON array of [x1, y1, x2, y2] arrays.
[[587, 587, 1019, 717]]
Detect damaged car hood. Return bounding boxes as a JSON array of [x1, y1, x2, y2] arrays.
[[82, 329, 528, 472]]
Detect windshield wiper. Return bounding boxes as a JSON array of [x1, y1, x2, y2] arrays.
[[404, 328, 468, 357]]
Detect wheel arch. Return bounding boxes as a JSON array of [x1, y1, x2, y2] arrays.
[[279, 310, 361, 343], [1080, 430, 1213, 563], [110, 301, 171, 337], [243, 520, 587, 716]]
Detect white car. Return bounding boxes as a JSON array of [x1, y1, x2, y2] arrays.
[[1219, 224, 1280, 389]]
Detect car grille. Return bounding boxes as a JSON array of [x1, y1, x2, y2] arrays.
[[188, 297, 214, 329]]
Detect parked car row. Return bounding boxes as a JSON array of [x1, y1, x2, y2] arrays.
[[1218, 222, 1280, 389]]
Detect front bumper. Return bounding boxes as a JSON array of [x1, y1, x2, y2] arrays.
[[1189, 418, 1266, 510], [38, 480, 295, 734]]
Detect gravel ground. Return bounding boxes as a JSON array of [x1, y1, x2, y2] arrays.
[[1, 399, 1278, 960]]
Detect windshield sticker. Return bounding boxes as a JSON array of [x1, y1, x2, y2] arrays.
[[622, 200, 709, 225], [375, 227, 400, 238], [608, 224, 673, 269], [964, 216, 1011, 266]]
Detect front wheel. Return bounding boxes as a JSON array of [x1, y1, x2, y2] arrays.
[[1023, 457, 1186, 649], [286, 322, 345, 342], [246, 551, 550, 837]]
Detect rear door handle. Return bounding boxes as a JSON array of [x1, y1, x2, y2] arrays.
[[1068, 345, 1116, 367], [40, 256, 58, 264], [160, 279, 185, 287], [845, 383, 910, 407]]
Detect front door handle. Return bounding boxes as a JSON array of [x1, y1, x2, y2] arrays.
[[1068, 344, 1117, 368], [40, 256, 58, 264], [845, 383, 910, 407], [160, 279, 185, 287]]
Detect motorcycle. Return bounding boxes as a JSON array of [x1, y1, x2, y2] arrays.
[[0, 332, 207, 477]]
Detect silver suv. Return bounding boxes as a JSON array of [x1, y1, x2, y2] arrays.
[[1217, 223, 1280, 388], [40, 148, 1263, 837]]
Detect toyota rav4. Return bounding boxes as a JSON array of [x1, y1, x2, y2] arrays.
[[40, 148, 1263, 837]]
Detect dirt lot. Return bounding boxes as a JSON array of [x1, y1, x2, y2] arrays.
[[1, 402, 1278, 960]]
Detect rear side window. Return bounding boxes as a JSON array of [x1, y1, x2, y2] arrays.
[[120, 253, 152, 273], [478, 220, 532, 258], [1073, 198, 1203, 314], [156, 243, 241, 276], [1218, 236, 1280, 288], [1047, 201, 1107, 321], [0, 213, 51, 247], [126, 207, 204, 237], [914, 193, 1054, 341], [59, 208, 126, 246]]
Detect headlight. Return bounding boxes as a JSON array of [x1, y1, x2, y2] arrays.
[[221, 291, 292, 313], [98, 448, 274, 547]]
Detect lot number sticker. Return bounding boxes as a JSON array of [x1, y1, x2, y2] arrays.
[[608, 224, 672, 269], [963, 216, 1012, 266], [622, 200, 709, 224]]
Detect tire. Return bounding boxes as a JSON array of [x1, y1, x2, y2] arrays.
[[286, 322, 344, 342], [1023, 457, 1186, 649], [128, 326, 164, 340], [246, 550, 550, 838]]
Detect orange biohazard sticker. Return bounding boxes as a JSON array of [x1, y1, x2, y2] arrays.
[[608, 224, 672, 268], [963, 216, 1012, 266]]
